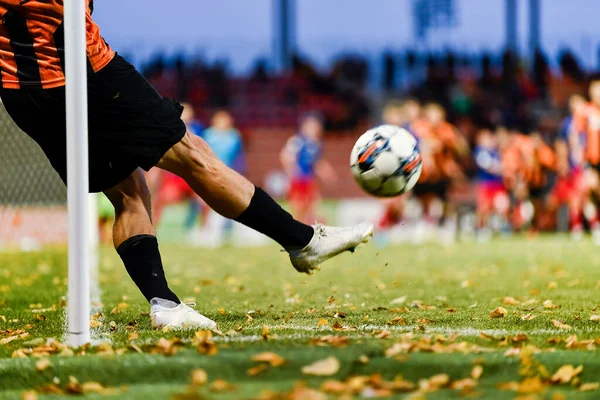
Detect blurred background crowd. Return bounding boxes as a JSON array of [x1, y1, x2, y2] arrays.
[[132, 45, 600, 245]]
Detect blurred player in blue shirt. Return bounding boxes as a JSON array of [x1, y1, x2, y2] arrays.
[[474, 128, 508, 236], [194, 110, 246, 246], [280, 112, 336, 224], [202, 110, 245, 172]]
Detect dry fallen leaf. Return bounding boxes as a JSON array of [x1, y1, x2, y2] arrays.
[[544, 300, 560, 309], [503, 297, 520, 305], [517, 377, 545, 393], [110, 302, 129, 314], [309, 336, 350, 348], [262, 326, 271, 341], [551, 364, 583, 384], [320, 380, 347, 394], [472, 365, 483, 380], [317, 318, 328, 327], [248, 364, 269, 376], [22, 390, 38, 400], [552, 320, 573, 330], [331, 320, 344, 331], [150, 337, 183, 356], [81, 382, 112, 394], [190, 369, 207, 386], [388, 316, 406, 325], [496, 381, 520, 391], [193, 331, 218, 356], [489, 307, 508, 318], [289, 386, 327, 400], [301, 356, 340, 376], [35, 358, 51, 372], [89, 320, 102, 328], [419, 373, 450, 392], [209, 379, 237, 392], [590, 315, 600, 322], [521, 313, 537, 321], [65, 376, 83, 394], [252, 352, 286, 367], [579, 382, 600, 391], [450, 378, 477, 391]]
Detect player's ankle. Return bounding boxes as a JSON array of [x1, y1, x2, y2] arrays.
[[117, 235, 181, 304], [235, 186, 314, 250]]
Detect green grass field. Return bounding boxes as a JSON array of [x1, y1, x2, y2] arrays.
[[3, 236, 600, 399]]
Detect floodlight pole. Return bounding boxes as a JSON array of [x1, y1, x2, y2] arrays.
[[65, 0, 91, 347]]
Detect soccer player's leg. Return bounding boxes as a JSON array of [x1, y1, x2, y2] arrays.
[[103, 169, 216, 330], [475, 183, 493, 239], [155, 132, 374, 274], [378, 197, 406, 230], [288, 178, 320, 224]]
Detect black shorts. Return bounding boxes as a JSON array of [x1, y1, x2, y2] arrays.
[[0, 53, 186, 192]]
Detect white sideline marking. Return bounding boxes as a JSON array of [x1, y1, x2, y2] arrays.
[[212, 323, 598, 343]]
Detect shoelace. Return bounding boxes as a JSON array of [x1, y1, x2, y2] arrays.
[[314, 223, 327, 237]]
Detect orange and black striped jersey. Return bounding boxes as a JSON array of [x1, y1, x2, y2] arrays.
[[0, 0, 114, 89]]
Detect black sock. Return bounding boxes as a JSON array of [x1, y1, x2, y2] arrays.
[[117, 235, 180, 304], [235, 186, 314, 250]]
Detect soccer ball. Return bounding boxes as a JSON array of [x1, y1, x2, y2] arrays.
[[350, 125, 422, 197]]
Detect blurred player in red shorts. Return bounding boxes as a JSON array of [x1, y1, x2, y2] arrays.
[[555, 94, 589, 239], [473, 128, 509, 239], [569, 81, 600, 242], [280, 113, 336, 224]]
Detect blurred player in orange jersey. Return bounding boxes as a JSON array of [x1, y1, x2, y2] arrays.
[[280, 112, 337, 224], [473, 128, 509, 239], [411, 103, 469, 240], [506, 131, 555, 231], [554, 94, 591, 239], [568, 81, 600, 241]]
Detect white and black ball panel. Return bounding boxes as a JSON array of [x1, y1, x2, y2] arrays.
[[388, 132, 416, 159], [372, 151, 400, 176], [357, 168, 383, 191], [377, 176, 407, 197], [350, 125, 422, 197]]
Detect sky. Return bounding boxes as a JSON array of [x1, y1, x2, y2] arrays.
[[93, 0, 600, 72]]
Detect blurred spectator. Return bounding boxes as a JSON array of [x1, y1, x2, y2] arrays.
[[280, 112, 336, 224], [195, 110, 246, 247]]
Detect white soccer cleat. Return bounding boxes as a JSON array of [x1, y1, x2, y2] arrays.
[[150, 298, 216, 330], [288, 222, 374, 274]]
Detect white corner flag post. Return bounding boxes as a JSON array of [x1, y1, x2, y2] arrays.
[[65, 0, 91, 347]]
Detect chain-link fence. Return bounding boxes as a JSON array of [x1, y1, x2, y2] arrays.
[[0, 102, 68, 249]]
